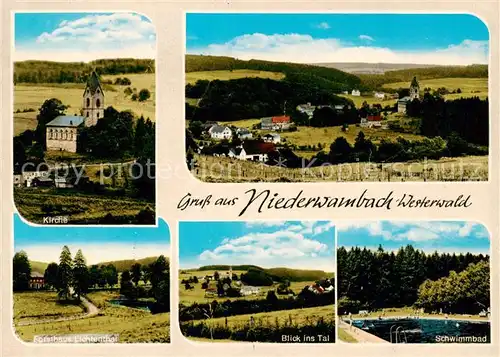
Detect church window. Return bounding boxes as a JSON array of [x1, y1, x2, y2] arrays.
[[86, 98, 90, 107], [96, 98, 100, 108], [49, 129, 53, 139], [87, 111, 89, 117], [97, 112, 100, 119]]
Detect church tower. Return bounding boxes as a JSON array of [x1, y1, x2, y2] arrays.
[[409, 76, 420, 100], [82, 71, 104, 127]]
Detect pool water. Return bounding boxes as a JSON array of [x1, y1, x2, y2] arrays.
[[351, 318, 490, 343]]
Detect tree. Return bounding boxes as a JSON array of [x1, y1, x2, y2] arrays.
[[72, 249, 89, 299], [353, 131, 376, 162], [13, 251, 31, 291], [44, 262, 59, 290], [103, 264, 118, 287], [89, 265, 101, 288], [57, 246, 73, 300], [120, 271, 135, 298], [131, 263, 142, 286], [149, 256, 170, 312], [35, 98, 68, 148], [328, 137, 352, 164], [138, 89, 151, 102], [213, 271, 220, 281]]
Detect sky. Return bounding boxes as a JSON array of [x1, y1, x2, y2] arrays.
[[337, 221, 490, 255], [186, 13, 489, 65], [13, 214, 170, 264], [179, 221, 335, 271], [14, 12, 156, 62]]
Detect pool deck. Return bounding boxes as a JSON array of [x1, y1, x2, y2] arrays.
[[338, 320, 389, 343], [349, 315, 490, 323]]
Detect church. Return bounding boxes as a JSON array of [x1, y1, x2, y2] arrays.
[[46, 71, 104, 153], [397, 76, 420, 113]]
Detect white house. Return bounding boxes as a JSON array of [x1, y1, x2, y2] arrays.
[[236, 128, 253, 140], [229, 147, 269, 162], [22, 170, 50, 187], [240, 286, 260, 296], [374, 92, 385, 99], [351, 89, 361, 96], [209, 124, 232, 139], [263, 133, 281, 144]]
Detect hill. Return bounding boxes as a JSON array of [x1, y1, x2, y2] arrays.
[[359, 64, 488, 89], [30, 261, 49, 274], [96, 256, 167, 272], [186, 54, 363, 92], [312, 62, 439, 74], [196, 265, 331, 282], [14, 58, 155, 84]]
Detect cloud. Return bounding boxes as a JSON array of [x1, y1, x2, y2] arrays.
[[197, 222, 334, 269], [245, 221, 287, 228], [190, 33, 488, 65], [316, 22, 331, 30], [16, 243, 170, 265], [359, 34, 374, 41], [338, 221, 489, 243], [15, 12, 156, 62]]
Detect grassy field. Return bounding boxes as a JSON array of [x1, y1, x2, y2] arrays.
[[14, 73, 155, 136], [14, 291, 170, 343], [338, 94, 397, 108], [186, 70, 285, 85], [192, 154, 488, 182], [190, 304, 335, 329], [338, 327, 359, 343], [14, 188, 154, 224], [383, 77, 488, 100], [14, 292, 84, 322]]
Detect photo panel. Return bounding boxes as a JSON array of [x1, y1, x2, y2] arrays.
[[185, 13, 489, 183], [13, 12, 156, 225], [336, 221, 491, 344], [12, 214, 171, 343], [178, 221, 336, 343]]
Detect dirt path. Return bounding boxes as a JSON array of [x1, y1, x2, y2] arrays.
[[16, 295, 100, 327]]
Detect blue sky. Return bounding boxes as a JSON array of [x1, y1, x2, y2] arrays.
[[14, 12, 155, 62], [14, 214, 170, 264], [179, 221, 335, 271], [186, 13, 489, 65], [337, 221, 490, 254]]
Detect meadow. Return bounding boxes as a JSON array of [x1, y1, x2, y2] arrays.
[[383, 77, 488, 100], [191, 154, 488, 183], [14, 188, 154, 224], [186, 70, 285, 85], [14, 73, 155, 136], [14, 290, 170, 343], [14, 291, 84, 322], [338, 94, 397, 108]]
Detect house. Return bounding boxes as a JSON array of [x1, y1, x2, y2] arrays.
[[351, 89, 361, 96], [32, 177, 54, 188], [374, 92, 385, 99], [13, 174, 22, 187], [296, 103, 315, 118], [236, 128, 253, 140], [55, 176, 74, 188], [360, 114, 382, 128], [21, 170, 50, 187], [263, 133, 281, 144], [261, 115, 291, 130], [229, 141, 276, 162], [201, 121, 217, 133], [209, 124, 232, 139], [29, 272, 45, 290], [46, 71, 103, 153], [240, 286, 260, 296]]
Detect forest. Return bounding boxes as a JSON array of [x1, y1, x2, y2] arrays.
[[337, 245, 489, 314], [14, 59, 154, 84]]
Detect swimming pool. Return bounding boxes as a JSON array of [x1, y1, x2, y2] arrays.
[[351, 318, 490, 343]]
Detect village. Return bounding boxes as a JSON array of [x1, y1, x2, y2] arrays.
[[189, 78, 420, 165]]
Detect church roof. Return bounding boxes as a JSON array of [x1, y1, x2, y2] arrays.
[[46, 115, 86, 127], [84, 71, 103, 96]]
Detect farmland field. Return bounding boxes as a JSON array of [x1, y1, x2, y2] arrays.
[[14, 291, 170, 343], [14, 73, 155, 136], [383, 77, 488, 100], [14, 188, 154, 224], [191, 154, 488, 182], [338, 94, 397, 108], [186, 70, 285, 85], [14, 292, 84, 322]]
